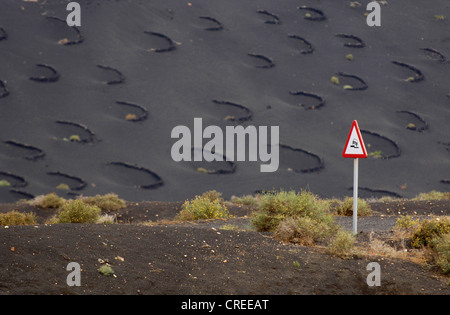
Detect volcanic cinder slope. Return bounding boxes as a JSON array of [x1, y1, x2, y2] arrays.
[[0, 0, 449, 202]]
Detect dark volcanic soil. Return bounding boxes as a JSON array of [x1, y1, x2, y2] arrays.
[[0, 199, 449, 295], [0, 0, 449, 203]]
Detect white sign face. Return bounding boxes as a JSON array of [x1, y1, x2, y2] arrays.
[[342, 120, 367, 158], [344, 127, 363, 155]]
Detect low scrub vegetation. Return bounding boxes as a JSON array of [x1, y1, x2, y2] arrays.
[[415, 217, 450, 274], [80, 193, 126, 212], [0, 179, 11, 187], [395, 215, 420, 231], [24, 192, 125, 224], [431, 233, 450, 274], [274, 216, 333, 246], [0, 211, 37, 225], [413, 191, 450, 201], [28, 192, 65, 209], [411, 217, 450, 248], [178, 190, 230, 221], [326, 229, 356, 258], [328, 196, 372, 216], [230, 194, 260, 205], [252, 190, 334, 231], [3, 189, 449, 271], [388, 215, 450, 274], [251, 190, 356, 258], [56, 199, 101, 223]]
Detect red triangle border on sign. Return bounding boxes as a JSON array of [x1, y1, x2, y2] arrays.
[[342, 120, 368, 158]]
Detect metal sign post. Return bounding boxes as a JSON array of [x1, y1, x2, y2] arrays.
[[353, 158, 359, 234], [342, 120, 367, 235]]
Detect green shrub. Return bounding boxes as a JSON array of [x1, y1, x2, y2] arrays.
[[81, 193, 126, 212], [411, 217, 450, 248], [326, 230, 356, 258], [57, 199, 101, 223], [395, 215, 420, 231], [251, 210, 282, 232], [98, 264, 115, 276], [275, 216, 334, 246], [178, 191, 230, 221], [431, 233, 450, 274], [330, 76, 340, 85], [252, 190, 334, 232], [69, 134, 81, 142], [0, 179, 11, 187], [0, 211, 37, 225], [56, 183, 70, 190], [334, 197, 372, 216], [395, 216, 450, 274]]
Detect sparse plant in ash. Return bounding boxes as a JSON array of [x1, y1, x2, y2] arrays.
[[197, 167, 212, 174], [395, 215, 420, 232], [96, 213, 116, 224], [230, 194, 259, 205], [224, 115, 236, 121], [57, 199, 101, 223], [81, 193, 126, 212], [393, 215, 420, 251], [275, 216, 334, 246], [406, 123, 416, 130], [413, 191, 450, 201], [398, 216, 450, 274], [326, 229, 356, 258], [330, 76, 340, 85], [178, 190, 230, 221], [431, 233, 450, 274], [125, 113, 137, 121], [0, 210, 37, 225], [98, 264, 115, 276], [56, 183, 70, 190], [251, 190, 341, 248], [0, 179, 11, 187], [411, 217, 450, 248], [252, 190, 333, 232], [69, 134, 81, 142], [368, 150, 383, 158], [220, 223, 240, 231], [333, 196, 372, 216], [28, 193, 66, 209], [200, 190, 223, 203]]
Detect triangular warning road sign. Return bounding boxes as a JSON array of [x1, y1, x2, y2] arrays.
[[343, 120, 367, 158]]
